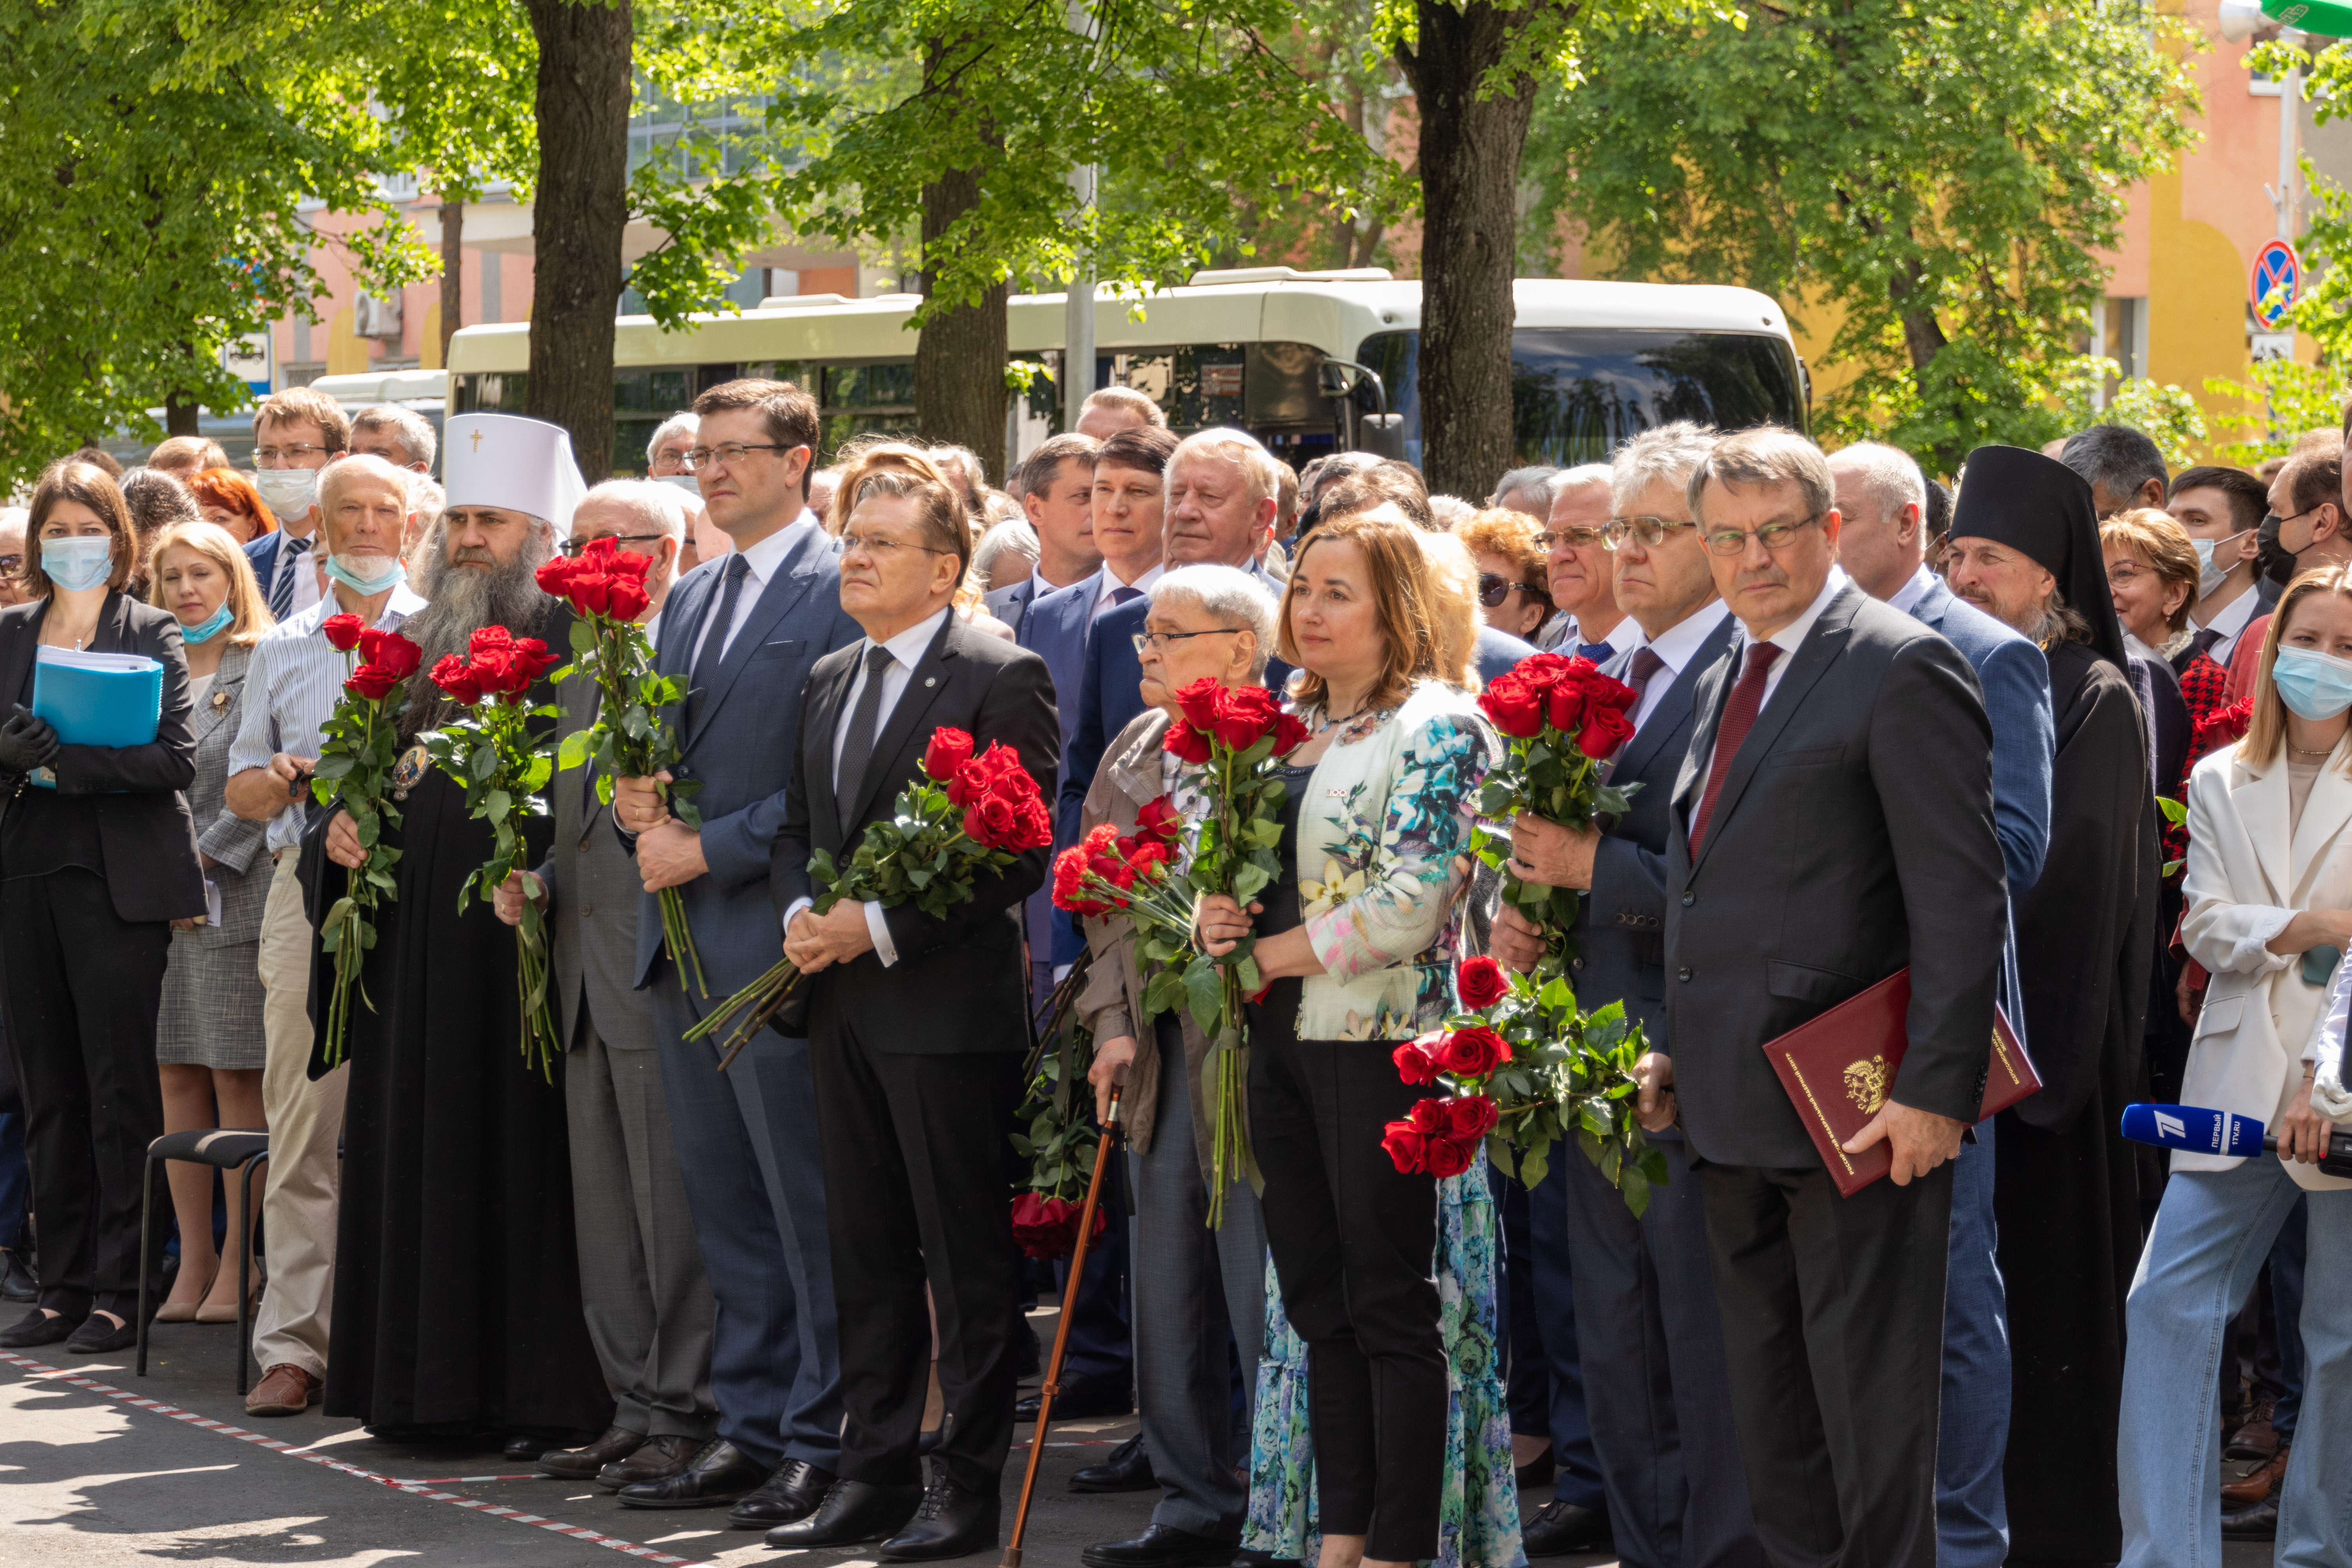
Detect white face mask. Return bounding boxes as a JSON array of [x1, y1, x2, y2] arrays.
[[2193, 530, 2249, 598], [251, 467, 319, 518]]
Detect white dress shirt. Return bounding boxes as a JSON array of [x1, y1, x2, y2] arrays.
[[681, 510, 813, 669], [2194, 586, 2258, 667], [1622, 599, 1731, 732], [783, 604, 955, 965], [1702, 567, 1848, 782], [1887, 562, 1937, 617], [1091, 562, 1163, 618]]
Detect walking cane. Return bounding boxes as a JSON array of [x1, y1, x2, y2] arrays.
[[1000, 1081, 1123, 1568]]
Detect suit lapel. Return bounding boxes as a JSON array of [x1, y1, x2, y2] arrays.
[[193, 643, 249, 744], [1686, 587, 1858, 874], [2239, 759, 2293, 904], [1673, 635, 1735, 815], [805, 646, 860, 841], [2291, 755, 2352, 897], [90, 590, 133, 655], [847, 615, 960, 829], [659, 566, 713, 680], [0, 601, 44, 718], [686, 527, 827, 751]]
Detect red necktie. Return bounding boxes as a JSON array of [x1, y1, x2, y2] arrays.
[[1688, 642, 1781, 855], [1604, 647, 1668, 770]]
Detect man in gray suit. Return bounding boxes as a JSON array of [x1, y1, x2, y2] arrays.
[[497, 481, 715, 1489], [1496, 422, 1763, 1568], [609, 379, 865, 1525], [1647, 426, 2007, 1568]]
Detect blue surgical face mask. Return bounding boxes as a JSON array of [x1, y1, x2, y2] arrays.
[[2272, 644, 2352, 721], [323, 552, 406, 597], [181, 601, 235, 645], [41, 535, 113, 593]]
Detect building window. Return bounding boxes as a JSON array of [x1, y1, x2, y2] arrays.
[[278, 362, 325, 390], [2094, 297, 2148, 407]]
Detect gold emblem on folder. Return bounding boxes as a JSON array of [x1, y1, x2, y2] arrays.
[[1842, 1054, 1892, 1114]]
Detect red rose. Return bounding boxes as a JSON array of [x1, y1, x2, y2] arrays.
[[604, 545, 652, 583], [1576, 702, 1635, 759], [1270, 712, 1312, 755], [605, 577, 650, 622], [1212, 686, 1281, 750], [1457, 955, 1508, 1010], [1423, 1134, 1475, 1178], [356, 626, 385, 662], [1174, 677, 1226, 732], [1479, 673, 1544, 739], [1163, 721, 1214, 765], [513, 637, 561, 685], [1408, 1097, 1452, 1134], [469, 625, 514, 656], [579, 536, 619, 566], [1009, 1191, 1106, 1260], [345, 663, 404, 702], [430, 653, 483, 706], [1379, 1120, 1428, 1174], [1437, 1025, 1511, 1079], [321, 613, 364, 652], [1016, 797, 1053, 848], [468, 649, 515, 699], [1135, 795, 1183, 845], [535, 557, 578, 598], [966, 795, 1021, 847], [569, 570, 613, 616], [923, 727, 976, 782], [369, 633, 421, 681], [1392, 1036, 1444, 1086], [1444, 1093, 1500, 1140], [1512, 652, 1577, 692]]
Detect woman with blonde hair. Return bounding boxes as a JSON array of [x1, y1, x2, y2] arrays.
[[144, 521, 275, 1322], [1195, 508, 1516, 1568], [2119, 564, 2352, 1563]]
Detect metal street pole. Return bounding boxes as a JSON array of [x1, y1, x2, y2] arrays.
[[1063, 0, 1098, 434]]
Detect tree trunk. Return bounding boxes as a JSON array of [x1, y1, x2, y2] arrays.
[[164, 390, 199, 438], [1399, 2, 1548, 500], [914, 36, 1009, 483], [439, 197, 465, 370], [522, 0, 631, 482]]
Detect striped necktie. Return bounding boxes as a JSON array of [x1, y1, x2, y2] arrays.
[[270, 535, 312, 619]]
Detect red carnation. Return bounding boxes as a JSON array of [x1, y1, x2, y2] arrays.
[[1051, 848, 1103, 916], [1479, 673, 1544, 739], [1174, 677, 1226, 732], [1444, 1093, 1500, 1140], [345, 663, 405, 702], [1423, 1133, 1476, 1178], [1457, 955, 1508, 1009], [1438, 1024, 1512, 1079], [430, 653, 483, 706], [1127, 840, 1172, 880], [369, 632, 421, 681], [1212, 686, 1281, 750], [1009, 1191, 1107, 1260], [1380, 1119, 1429, 1174], [606, 577, 651, 622], [1576, 703, 1636, 759], [1164, 721, 1214, 765], [1393, 1035, 1445, 1086], [321, 613, 364, 652], [923, 727, 976, 781], [1135, 795, 1183, 845]]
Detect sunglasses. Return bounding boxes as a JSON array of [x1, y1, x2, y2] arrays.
[[1477, 572, 1539, 609]]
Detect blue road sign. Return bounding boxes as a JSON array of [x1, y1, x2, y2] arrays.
[[2253, 239, 2302, 328]]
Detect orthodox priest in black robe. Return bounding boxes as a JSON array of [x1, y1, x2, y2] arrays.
[[304, 417, 604, 1443], [1946, 445, 2159, 1566]]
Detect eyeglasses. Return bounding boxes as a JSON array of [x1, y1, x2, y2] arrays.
[[2105, 561, 2156, 588], [840, 532, 952, 561], [1534, 525, 1606, 550], [0, 555, 22, 576], [561, 532, 671, 556], [683, 442, 797, 471], [1131, 628, 1243, 655], [253, 443, 327, 464], [1701, 510, 1826, 557], [1475, 573, 1538, 609], [1602, 515, 1698, 551]]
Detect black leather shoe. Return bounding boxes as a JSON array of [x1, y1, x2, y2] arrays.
[[728, 1457, 835, 1529], [64, 1310, 136, 1355], [598, 1432, 701, 1491], [1081, 1523, 1241, 1568], [765, 1477, 924, 1548], [1522, 1498, 1613, 1557], [505, 1433, 546, 1462], [0, 1306, 71, 1348], [1016, 1374, 1132, 1421], [2223, 1495, 2280, 1540], [615, 1438, 766, 1509], [879, 1472, 1000, 1561], [538, 1426, 644, 1479], [0, 1250, 36, 1304], [1070, 1433, 1157, 1494]]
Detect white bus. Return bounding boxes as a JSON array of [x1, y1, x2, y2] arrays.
[[445, 268, 1808, 477]]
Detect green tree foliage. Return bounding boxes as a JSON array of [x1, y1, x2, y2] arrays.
[[1527, 0, 2197, 473], [2204, 358, 2348, 468]]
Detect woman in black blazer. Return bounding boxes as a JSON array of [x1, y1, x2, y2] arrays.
[[0, 459, 201, 1355]]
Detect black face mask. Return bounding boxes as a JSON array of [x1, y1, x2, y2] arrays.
[[2258, 510, 2301, 588]]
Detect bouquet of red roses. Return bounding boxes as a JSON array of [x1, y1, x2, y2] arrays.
[[690, 726, 1054, 1067], [535, 539, 707, 992], [1384, 953, 1668, 1214], [420, 626, 565, 1077], [1473, 652, 1642, 975], [310, 614, 425, 1066], [1154, 679, 1311, 1225]]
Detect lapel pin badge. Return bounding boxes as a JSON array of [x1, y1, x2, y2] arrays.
[[925, 676, 936, 687]]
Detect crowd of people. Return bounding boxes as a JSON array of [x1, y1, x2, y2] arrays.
[[0, 372, 2343, 1568]]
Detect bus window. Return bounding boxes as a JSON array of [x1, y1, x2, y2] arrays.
[[1354, 328, 1806, 471]]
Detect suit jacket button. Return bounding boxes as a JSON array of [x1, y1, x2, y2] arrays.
[[1571, 957, 1585, 972], [1682, 893, 1695, 906], [581, 902, 593, 917], [1678, 966, 1692, 981]]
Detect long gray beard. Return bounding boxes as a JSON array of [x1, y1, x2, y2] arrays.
[[396, 528, 558, 741]]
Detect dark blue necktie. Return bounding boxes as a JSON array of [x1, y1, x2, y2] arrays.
[[1577, 640, 1614, 663], [1111, 584, 1143, 607], [687, 555, 751, 730]]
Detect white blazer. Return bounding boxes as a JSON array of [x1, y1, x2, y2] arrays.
[[2179, 739, 2352, 1191]]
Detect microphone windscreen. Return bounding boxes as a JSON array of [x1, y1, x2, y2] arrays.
[[2120, 1102, 2265, 1157]]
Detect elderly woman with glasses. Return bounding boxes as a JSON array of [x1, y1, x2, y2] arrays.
[[1454, 508, 1553, 642]]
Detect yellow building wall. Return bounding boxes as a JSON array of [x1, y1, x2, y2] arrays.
[[2145, 168, 2254, 420]]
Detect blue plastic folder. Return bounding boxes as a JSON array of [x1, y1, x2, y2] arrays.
[[27, 646, 162, 788]]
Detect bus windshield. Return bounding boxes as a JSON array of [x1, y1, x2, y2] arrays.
[[1356, 327, 1806, 470]]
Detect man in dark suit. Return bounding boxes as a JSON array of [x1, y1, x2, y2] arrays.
[[762, 469, 1059, 1561], [985, 432, 1103, 641], [609, 380, 864, 1523], [1496, 423, 1763, 1568], [1647, 426, 2008, 1568]]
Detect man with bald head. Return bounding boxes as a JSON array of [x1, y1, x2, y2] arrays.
[[1537, 465, 1632, 659]]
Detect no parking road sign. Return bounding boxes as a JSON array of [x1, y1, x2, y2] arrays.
[[2253, 239, 2303, 329]]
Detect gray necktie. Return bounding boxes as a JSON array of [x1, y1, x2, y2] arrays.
[[835, 644, 898, 835]]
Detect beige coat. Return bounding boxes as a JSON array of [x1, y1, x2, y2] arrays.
[[2179, 738, 2352, 1191]]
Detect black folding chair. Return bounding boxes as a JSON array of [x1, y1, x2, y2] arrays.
[[135, 1129, 269, 1394]]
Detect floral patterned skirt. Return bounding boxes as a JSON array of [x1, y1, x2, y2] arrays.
[[1243, 1169, 1526, 1568]]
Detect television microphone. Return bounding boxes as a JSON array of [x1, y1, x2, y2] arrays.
[[2120, 1102, 2352, 1178]]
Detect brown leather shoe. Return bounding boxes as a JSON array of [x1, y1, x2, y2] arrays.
[[597, 1432, 702, 1492], [537, 1425, 645, 1479], [245, 1363, 321, 1417], [2222, 1443, 2290, 1506], [2228, 1394, 2280, 1460]]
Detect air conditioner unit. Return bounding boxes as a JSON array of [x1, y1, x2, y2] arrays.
[[354, 292, 404, 340]]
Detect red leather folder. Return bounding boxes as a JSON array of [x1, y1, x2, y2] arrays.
[[1760, 968, 2039, 1197]]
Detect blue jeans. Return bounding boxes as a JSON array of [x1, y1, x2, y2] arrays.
[[1936, 1124, 2009, 1568], [2119, 1158, 2352, 1568]]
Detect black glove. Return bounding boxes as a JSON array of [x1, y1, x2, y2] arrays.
[[0, 705, 60, 776]]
